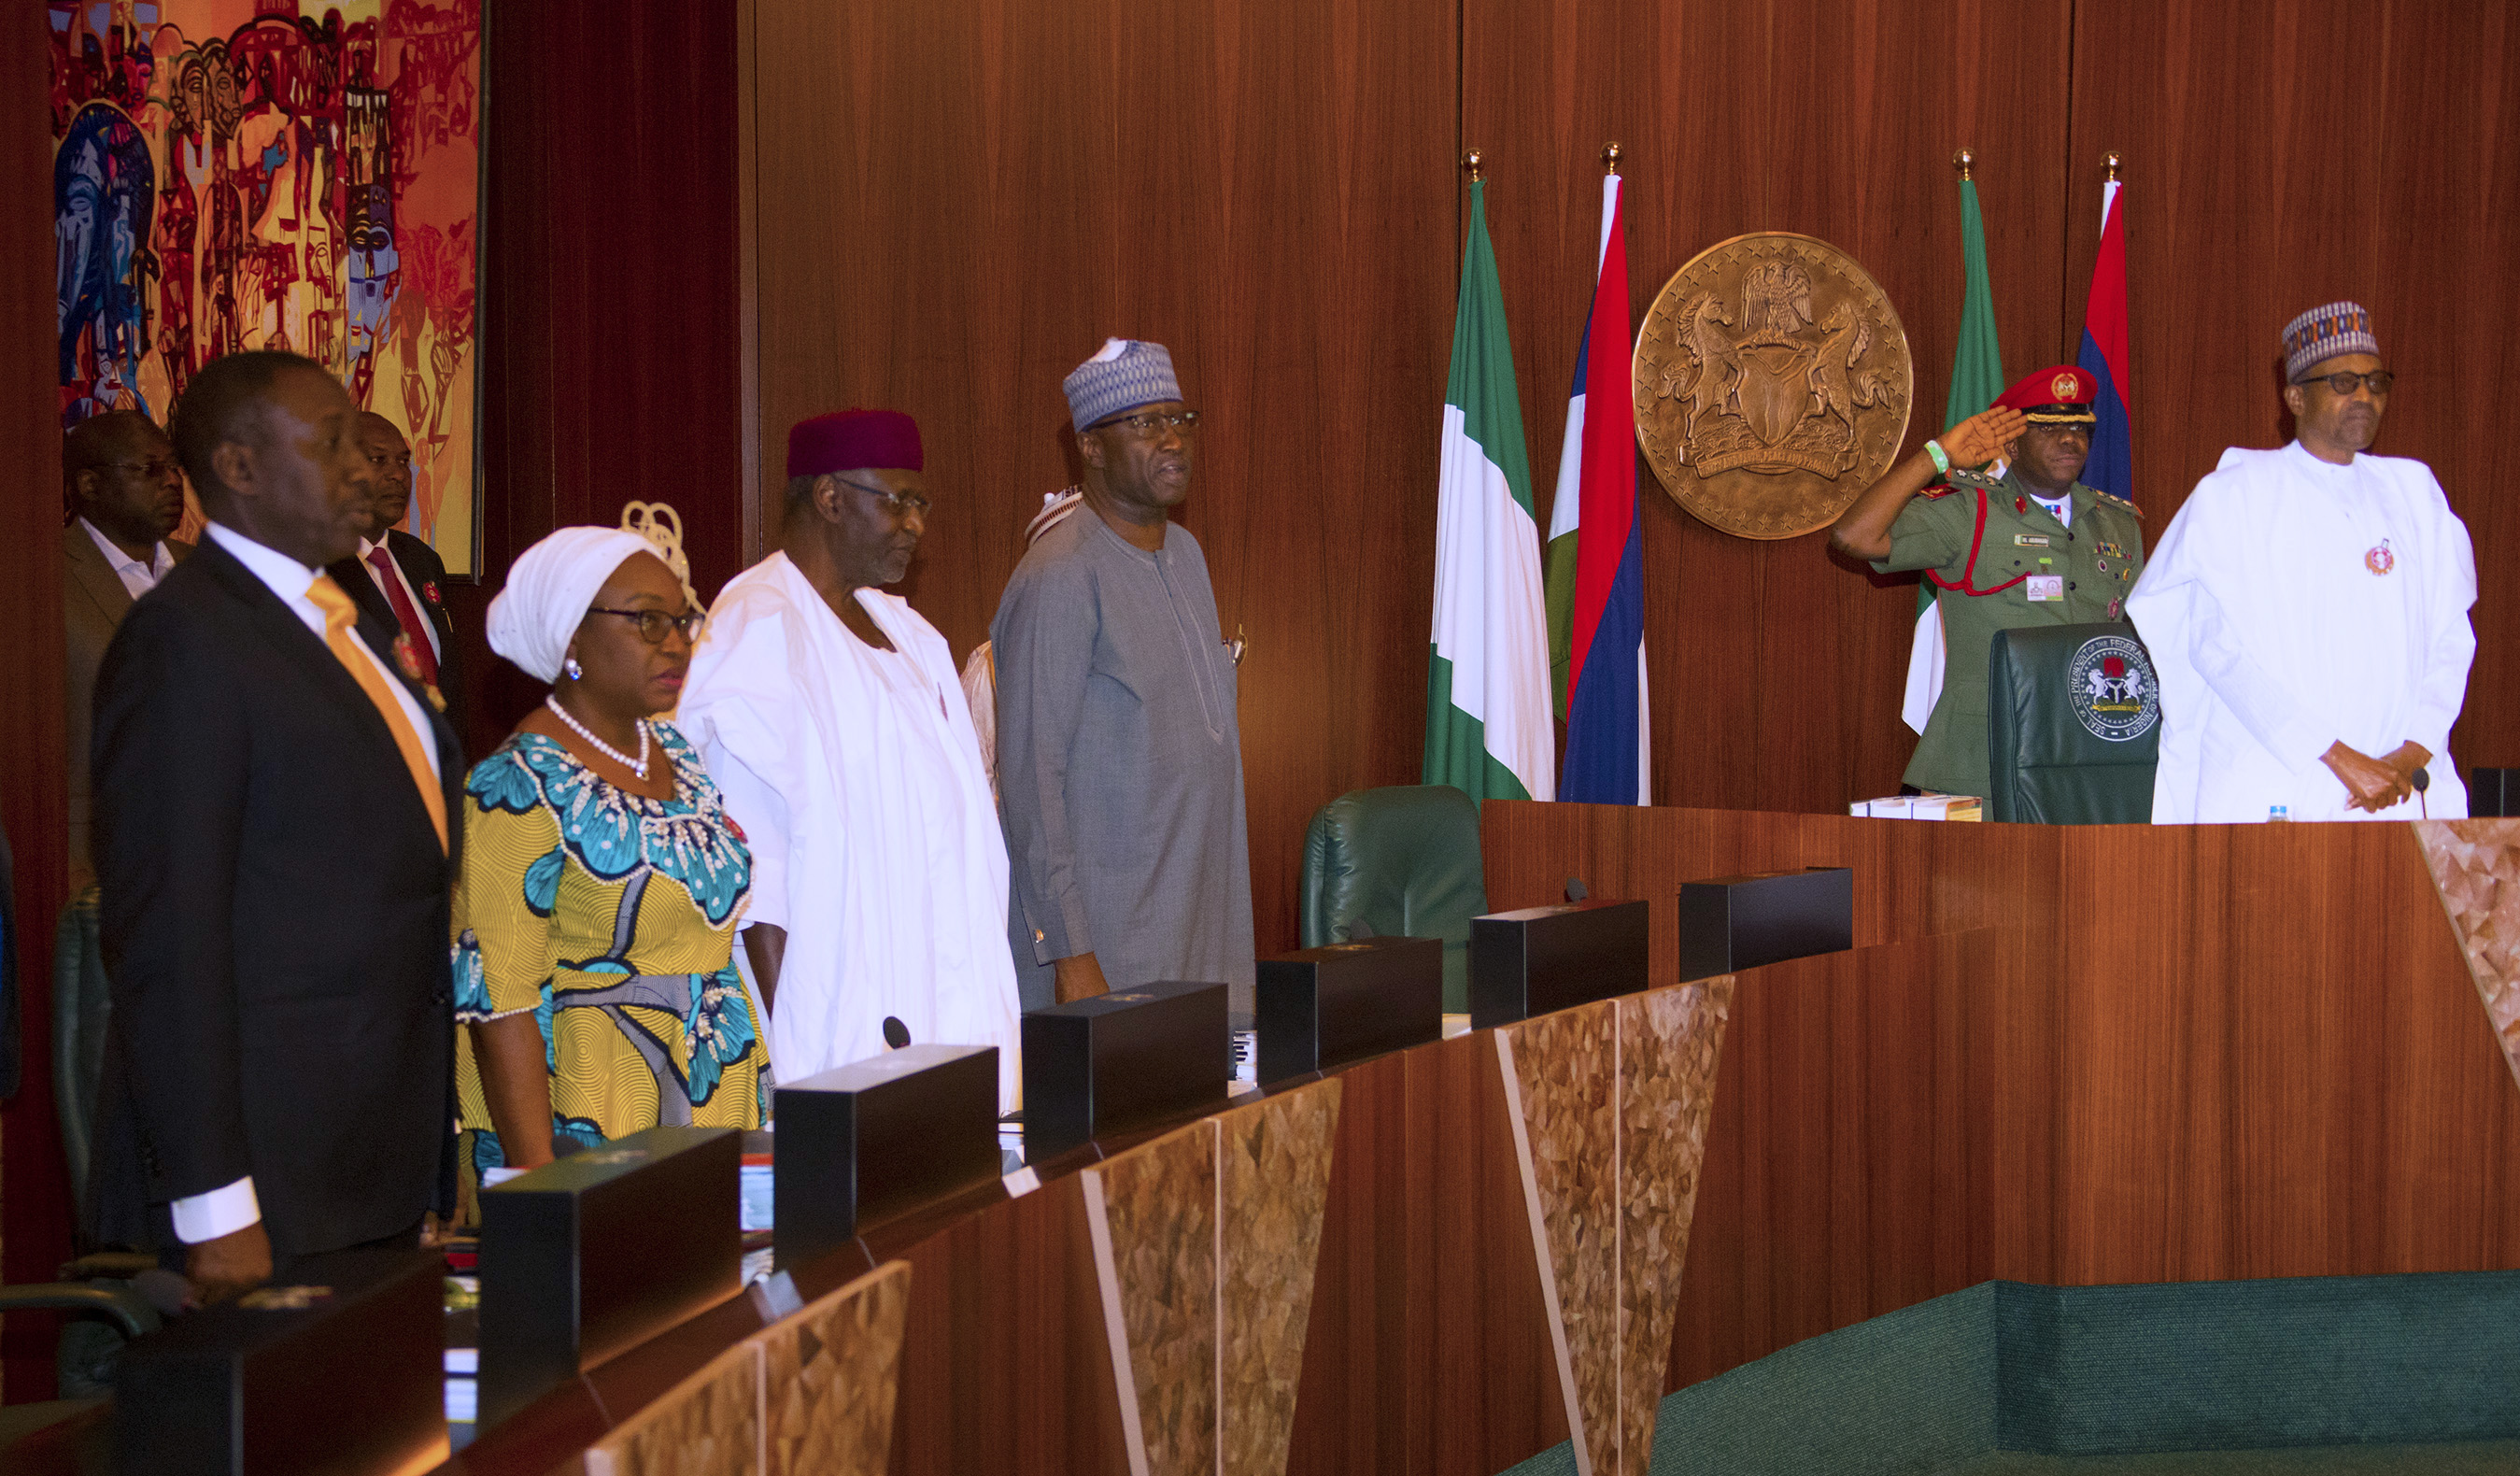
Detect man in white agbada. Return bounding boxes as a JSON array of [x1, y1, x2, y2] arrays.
[[678, 408, 1022, 1105], [2128, 302, 2476, 823]]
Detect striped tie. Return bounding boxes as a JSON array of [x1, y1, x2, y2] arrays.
[[306, 574, 447, 852]]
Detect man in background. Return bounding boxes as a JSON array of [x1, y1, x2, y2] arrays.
[[992, 338, 1253, 1009], [63, 410, 190, 891], [328, 411, 463, 738], [2129, 302, 2475, 822]]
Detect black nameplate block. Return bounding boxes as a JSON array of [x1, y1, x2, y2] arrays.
[[1023, 980, 1229, 1160], [2471, 768, 2518, 818], [1678, 867, 1854, 980], [1468, 898, 1650, 1029], [477, 1125, 741, 1429], [776, 1043, 1001, 1270], [116, 1247, 441, 1475], [1257, 935, 1443, 1083]]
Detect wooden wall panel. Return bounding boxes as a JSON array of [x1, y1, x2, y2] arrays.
[[752, 0, 1456, 955], [0, 0, 70, 1402], [462, 0, 746, 756], [2066, 0, 2520, 782], [1479, 802, 2520, 1391], [1461, 0, 2078, 813]]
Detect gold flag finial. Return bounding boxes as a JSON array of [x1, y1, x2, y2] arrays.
[[1462, 149, 1483, 182], [1601, 141, 1623, 176], [2103, 150, 2122, 183], [1953, 148, 1975, 180]]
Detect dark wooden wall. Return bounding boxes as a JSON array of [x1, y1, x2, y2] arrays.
[[749, 0, 1458, 960], [750, 0, 2520, 958]]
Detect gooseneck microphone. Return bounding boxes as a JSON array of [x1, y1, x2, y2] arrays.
[[882, 1015, 911, 1050], [2412, 767, 2431, 820]]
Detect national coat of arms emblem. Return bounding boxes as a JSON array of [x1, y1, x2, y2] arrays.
[[1634, 233, 1913, 539], [2067, 633, 2162, 743]]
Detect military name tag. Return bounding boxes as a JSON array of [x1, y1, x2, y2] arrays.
[[2026, 575, 2065, 602], [2014, 533, 2050, 547]]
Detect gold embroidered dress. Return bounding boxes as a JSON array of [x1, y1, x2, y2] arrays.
[[452, 725, 766, 1199]]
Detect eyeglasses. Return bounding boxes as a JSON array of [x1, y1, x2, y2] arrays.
[[831, 475, 932, 517], [1101, 409, 1202, 439], [588, 606, 705, 645], [2294, 369, 2395, 397], [106, 458, 180, 479]]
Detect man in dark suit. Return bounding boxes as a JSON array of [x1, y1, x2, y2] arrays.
[[62, 410, 191, 890], [92, 350, 462, 1300], [326, 411, 465, 739]]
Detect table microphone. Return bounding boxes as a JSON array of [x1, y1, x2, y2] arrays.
[[1564, 876, 1590, 903], [882, 1015, 911, 1049], [2413, 767, 2430, 820]]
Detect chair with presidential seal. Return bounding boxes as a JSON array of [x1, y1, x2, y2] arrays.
[[1985, 623, 2163, 824]]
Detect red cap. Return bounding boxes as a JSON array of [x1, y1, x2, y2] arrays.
[[1991, 365, 2098, 422], [786, 409, 922, 477]]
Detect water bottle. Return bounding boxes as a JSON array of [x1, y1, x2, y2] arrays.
[[2267, 804, 2291, 822]]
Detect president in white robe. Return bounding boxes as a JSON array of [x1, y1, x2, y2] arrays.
[[2127, 302, 2476, 823], [679, 410, 1022, 1105]]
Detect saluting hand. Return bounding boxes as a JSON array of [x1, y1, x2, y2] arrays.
[[1937, 406, 2028, 470]]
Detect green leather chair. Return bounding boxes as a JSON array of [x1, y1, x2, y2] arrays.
[[1298, 785, 1488, 1012], [1986, 622, 2162, 824]]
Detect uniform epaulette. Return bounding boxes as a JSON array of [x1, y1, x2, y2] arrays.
[[1919, 484, 1958, 500], [2093, 490, 2143, 517]]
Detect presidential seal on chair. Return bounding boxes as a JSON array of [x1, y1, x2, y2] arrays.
[[1634, 233, 1913, 540]]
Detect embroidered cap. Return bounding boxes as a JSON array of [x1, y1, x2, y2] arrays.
[[1063, 338, 1182, 431], [2283, 301, 2380, 382]]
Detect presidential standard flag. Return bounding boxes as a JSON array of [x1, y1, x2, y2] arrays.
[[2074, 173, 2133, 503], [1546, 171, 1649, 804], [1424, 178, 1554, 802], [1902, 170, 2008, 735]]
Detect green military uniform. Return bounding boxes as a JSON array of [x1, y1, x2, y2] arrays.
[[1871, 472, 2145, 799]]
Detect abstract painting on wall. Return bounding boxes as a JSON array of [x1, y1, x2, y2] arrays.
[[51, 0, 483, 573]]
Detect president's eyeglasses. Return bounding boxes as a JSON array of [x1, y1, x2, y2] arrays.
[[2293, 369, 2395, 397]]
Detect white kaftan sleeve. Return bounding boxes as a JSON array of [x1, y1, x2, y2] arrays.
[[2406, 471, 2478, 761], [682, 601, 809, 936]]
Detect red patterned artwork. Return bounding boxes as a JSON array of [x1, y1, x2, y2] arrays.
[[51, 0, 483, 572]]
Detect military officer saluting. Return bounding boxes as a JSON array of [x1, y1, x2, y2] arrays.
[[1830, 365, 2145, 800]]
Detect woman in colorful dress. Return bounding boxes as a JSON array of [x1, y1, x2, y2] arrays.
[[455, 519, 768, 1211]]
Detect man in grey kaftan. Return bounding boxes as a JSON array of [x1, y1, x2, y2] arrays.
[[992, 338, 1255, 1011]]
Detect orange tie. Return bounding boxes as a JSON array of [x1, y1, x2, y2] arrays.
[[307, 575, 447, 852]]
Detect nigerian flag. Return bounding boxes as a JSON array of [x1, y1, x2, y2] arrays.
[[1425, 180, 1554, 802], [1902, 172, 2007, 734]]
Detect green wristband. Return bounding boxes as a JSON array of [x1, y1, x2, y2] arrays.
[[1925, 439, 1951, 475]]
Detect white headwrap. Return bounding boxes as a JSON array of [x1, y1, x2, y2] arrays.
[[485, 526, 658, 682]]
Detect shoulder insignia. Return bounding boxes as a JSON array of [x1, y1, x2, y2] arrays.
[[1919, 483, 1958, 500], [2094, 490, 2143, 517]]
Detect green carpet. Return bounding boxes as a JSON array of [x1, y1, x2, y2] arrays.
[[1500, 1272, 2520, 1476]]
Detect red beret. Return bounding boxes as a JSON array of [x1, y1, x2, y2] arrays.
[[1991, 365, 2097, 422], [787, 409, 922, 477]]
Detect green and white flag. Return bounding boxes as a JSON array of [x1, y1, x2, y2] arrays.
[[1425, 181, 1554, 802], [1904, 173, 2007, 734]]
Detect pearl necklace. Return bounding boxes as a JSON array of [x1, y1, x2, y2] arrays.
[[545, 695, 651, 780]]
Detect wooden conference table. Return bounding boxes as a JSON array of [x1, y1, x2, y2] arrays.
[[24, 806, 2520, 1476]]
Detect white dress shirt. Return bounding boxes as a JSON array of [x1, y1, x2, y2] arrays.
[[79, 517, 177, 600], [358, 535, 443, 661], [171, 523, 446, 1245]]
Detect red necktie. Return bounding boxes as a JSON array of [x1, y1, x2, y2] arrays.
[[367, 546, 440, 686]]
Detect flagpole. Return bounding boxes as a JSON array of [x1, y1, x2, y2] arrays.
[[1464, 148, 1482, 181], [1601, 141, 1621, 176], [1953, 147, 1974, 179]]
